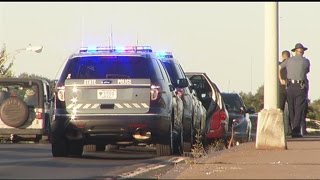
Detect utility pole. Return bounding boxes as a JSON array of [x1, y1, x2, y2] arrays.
[[250, 56, 253, 93], [256, 2, 287, 150]]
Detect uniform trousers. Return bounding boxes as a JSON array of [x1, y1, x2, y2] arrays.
[[286, 83, 307, 136]]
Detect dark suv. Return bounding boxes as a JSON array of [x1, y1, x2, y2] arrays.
[[221, 93, 252, 142], [51, 46, 184, 157], [156, 52, 206, 152]]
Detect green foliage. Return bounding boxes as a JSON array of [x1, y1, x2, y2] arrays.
[[240, 85, 320, 120], [191, 129, 206, 158], [17, 72, 51, 83], [239, 85, 264, 112], [0, 44, 14, 77], [16, 72, 55, 94], [307, 99, 320, 120]]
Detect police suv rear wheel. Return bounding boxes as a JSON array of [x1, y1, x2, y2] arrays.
[[68, 140, 83, 156], [183, 122, 194, 152], [156, 122, 173, 156]]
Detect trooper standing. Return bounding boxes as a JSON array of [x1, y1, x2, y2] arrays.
[[278, 50, 291, 135], [279, 43, 310, 138], [278, 50, 290, 111]]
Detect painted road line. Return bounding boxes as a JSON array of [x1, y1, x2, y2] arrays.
[[118, 157, 187, 178]]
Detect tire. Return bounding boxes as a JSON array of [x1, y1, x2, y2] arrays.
[[183, 122, 194, 153], [51, 136, 68, 157], [44, 113, 52, 143], [68, 140, 83, 157], [156, 123, 173, 156], [174, 126, 183, 155], [0, 97, 29, 128]]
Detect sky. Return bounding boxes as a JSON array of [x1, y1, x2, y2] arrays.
[[0, 2, 319, 101]]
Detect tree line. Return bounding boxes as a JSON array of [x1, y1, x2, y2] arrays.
[[239, 86, 320, 120]]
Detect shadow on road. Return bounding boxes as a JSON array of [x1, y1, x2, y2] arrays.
[[82, 147, 157, 160]]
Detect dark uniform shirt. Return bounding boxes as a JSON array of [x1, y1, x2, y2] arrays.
[[279, 60, 287, 92]]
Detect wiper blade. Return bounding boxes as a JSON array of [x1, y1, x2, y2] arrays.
[[105, 74, 130, 78]]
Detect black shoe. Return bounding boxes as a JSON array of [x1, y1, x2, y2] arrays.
[[292, 134, 303, 138]]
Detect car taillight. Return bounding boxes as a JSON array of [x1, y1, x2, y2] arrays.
[[176, 88, 184, 98], [35, 109, 43, 119], [150, 84, 161, 101], [36, 112, 43, 119], [57, 85, 65, 102], [233, 119, 241, 126], [219, 110, 227, 121]]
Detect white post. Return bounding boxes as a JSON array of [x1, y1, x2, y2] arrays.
[[264, 2, 279, 110], [0, 4, 4, 46], [256, 2, 287, 150]]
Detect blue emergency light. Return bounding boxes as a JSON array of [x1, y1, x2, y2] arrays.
[[155, 52, 174, 59], [79, 46, 153, 53]]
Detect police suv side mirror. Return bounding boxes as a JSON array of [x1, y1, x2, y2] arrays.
[[169, 84, 175, 92], [177, 78, 189, 88]]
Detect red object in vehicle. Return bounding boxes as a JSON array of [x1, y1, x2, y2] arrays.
[[207, 109, 228, 139]]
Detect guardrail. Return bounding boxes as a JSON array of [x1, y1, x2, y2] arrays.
[[306, 118, 320, 132]]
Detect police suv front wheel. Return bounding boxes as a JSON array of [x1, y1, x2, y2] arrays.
[[51, 136, 68, 157]]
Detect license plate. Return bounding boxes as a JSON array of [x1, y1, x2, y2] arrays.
[[97, 89, 117, 99]]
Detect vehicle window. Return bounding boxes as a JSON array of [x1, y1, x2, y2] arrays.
[[61, 56, 162, 81], [188, 74, 217, 110], [188, 75, 202, 88], [0, 83, 40, 107], [190, 75, 213, 98], [155, 59, 170, 82], [161, 61, 184, 86], [177, 64, 187, 79], [222, 94, 242, 112]]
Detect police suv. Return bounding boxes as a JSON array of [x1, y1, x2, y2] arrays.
[[51, 46, 184, 157]]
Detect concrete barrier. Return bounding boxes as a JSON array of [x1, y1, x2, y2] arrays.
[[256, 109, 287, 150]]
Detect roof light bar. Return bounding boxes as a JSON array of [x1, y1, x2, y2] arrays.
[[79, 46, 153, 53], [155, 51, 174, 59]]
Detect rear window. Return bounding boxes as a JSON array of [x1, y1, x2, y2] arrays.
[[221, 94, 243, 112], [60, 56, 163, 80], [0, 83, 40, 107]]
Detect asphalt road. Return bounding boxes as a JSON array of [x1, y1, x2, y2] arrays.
[[0, 143, 182, 179]]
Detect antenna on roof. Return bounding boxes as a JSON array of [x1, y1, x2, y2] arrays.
[[111, 24, 114, 47], [136, 32, 139, 46], [108, 32, 111, 48], [81, 15, 84, 46]]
